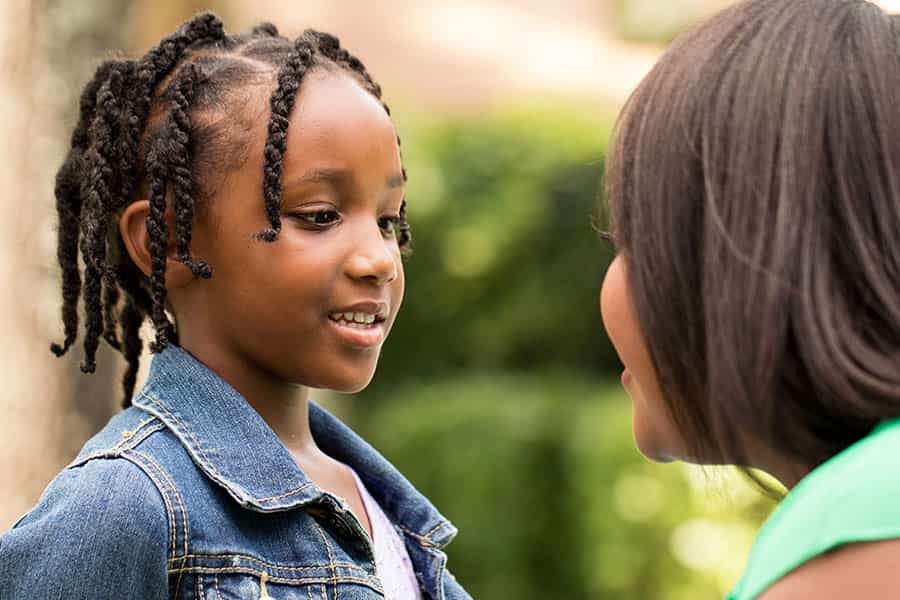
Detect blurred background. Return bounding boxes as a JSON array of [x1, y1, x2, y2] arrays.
[[10, 0, 892, 598]]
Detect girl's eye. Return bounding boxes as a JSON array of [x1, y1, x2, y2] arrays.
[[379, 215, 401, 236], [294, 210, 340, 227]]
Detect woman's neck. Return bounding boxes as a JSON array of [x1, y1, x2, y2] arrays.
[[744, 438, 811, 490]]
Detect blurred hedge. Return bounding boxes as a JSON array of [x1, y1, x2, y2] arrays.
[[369, 107, 622, 390], [345, 108, 774, 599]]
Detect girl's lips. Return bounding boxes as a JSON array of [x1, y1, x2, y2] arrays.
[[621, 368, 632, 386], [327, 318, 385, 348]]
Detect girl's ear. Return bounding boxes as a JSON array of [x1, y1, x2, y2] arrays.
[[119, 200, 194, 289]]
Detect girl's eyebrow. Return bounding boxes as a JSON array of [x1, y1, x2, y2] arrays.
[[283, 168, 405, 191]]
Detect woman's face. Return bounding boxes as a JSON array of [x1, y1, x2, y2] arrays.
[[600, 255, 688, 462]]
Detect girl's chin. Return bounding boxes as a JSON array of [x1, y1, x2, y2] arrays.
[[322, 368, 378, 394]]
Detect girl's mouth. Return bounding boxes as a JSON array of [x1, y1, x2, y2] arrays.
[[327, 310, 387, 348]]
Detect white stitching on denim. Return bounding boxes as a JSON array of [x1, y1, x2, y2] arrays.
[[214, 575, 223, 600], [426, 546, 449, 600], [115, 416, 158, 449], [398, 525, 439, 549], [120, 454, 177, 557], [421, 520, 454, 544], [68, 422, 163, 469], [119, 422, 165, 452], [164, 554, 367, 574], [312, 522, 338, 600], [138, 391, 321, 506], [162, 567, 379, 590], [132, 450, 189, 558], [253, 482, 317, 503], [196, 574, 203, 600], [127, 449, 189, 600], [137, 392, 221, 478]]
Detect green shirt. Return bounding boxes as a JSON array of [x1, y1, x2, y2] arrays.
[[728, 419, 900, 600]]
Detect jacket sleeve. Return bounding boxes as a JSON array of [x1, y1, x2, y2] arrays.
[[0, 456, 170, 599]]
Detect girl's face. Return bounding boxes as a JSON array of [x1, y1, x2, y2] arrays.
[[172, 70, 405, 393], [600, 255, 687, 462]]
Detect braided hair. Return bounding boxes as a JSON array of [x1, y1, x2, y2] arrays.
[[49, 13, 410, 407]]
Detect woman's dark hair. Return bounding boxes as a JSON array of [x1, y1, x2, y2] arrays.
[[50, 13, 410, 407], [606, 0, 900, 472]]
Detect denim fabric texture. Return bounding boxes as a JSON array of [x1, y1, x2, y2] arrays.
[[0, 345, 471, 600]]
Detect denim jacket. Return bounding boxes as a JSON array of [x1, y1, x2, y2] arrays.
[[0, 346, 472, 600]]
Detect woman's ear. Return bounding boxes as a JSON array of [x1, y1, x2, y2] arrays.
[[119, 200, 194, 289]]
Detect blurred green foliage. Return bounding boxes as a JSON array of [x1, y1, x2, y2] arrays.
[[346, 106, 774, 599], [373, 107, 621, 384]]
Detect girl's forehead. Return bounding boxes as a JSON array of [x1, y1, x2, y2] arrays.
[[278, 73, 401, 174]]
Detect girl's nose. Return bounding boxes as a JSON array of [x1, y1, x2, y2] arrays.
[[344, 225, 397, 286]]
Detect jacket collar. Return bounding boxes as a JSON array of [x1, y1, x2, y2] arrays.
[[132, 344, 457, 549]]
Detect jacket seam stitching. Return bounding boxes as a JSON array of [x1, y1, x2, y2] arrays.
[[312, 522, 339, 600], [164, 567, 380, 590], [112, 416, 160, 452], [254, 482, 317, 503], [167, 554, 369, 574], [115, 453, 177, 560], [129, 449, 189, 558], [68, 421, 164, 469], [137, 391, 221, 479], [398, 525, 440, 548], [126, 448, 190, 600], [138, 391, 322, 507]]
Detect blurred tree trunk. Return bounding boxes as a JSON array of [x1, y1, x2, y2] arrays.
[[128, 0, 232, 53], [0, 0, 137, 529]]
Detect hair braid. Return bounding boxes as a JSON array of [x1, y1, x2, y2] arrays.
[[144, 141, 173, 353], [51, 60, 131, 357], [257, 38, 314, 242], [119, 299, 144, 407], [122, 13, 225, 204], [101, 270, 122, 350], [78, 66, 127, 373], [166, 64, 212, 278]]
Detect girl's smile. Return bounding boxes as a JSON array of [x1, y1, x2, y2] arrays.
[[326, 301, 390, 349]]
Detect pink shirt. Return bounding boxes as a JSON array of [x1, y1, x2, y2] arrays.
[[350, 469, 423, 600]]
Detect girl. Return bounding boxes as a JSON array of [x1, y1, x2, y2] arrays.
[[600, 0, 900, 598], [0, 14, 471, 600]]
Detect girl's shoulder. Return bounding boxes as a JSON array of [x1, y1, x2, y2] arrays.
[[731, 418, 900, 600], [4, 405, 173, 539], [0, 409, 171, 596]]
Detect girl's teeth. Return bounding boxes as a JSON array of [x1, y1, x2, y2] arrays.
[[331, 312, 379, 325]]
